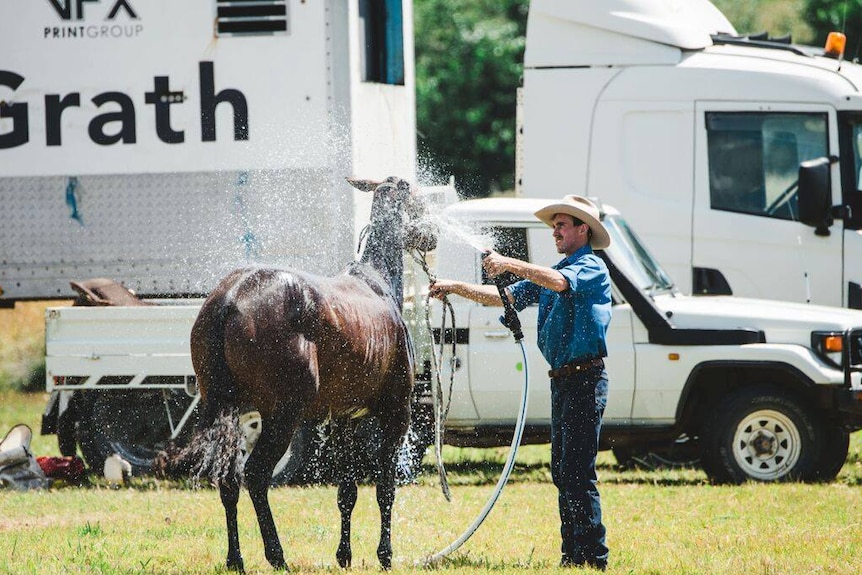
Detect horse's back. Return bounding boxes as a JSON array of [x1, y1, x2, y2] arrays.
[[192, 265, 413, 419]]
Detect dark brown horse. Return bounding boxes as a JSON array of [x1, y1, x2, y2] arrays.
[[162, 177, 436, 571]]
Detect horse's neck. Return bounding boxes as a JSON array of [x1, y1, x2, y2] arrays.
[[359, 221, 403, 308]]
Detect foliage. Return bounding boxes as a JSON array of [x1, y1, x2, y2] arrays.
[[713, 0, 813, 43], [415, 0, 528, 197], [804, 0, 862, 59]]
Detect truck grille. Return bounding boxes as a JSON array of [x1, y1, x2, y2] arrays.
[[216, 0, 288, 36]]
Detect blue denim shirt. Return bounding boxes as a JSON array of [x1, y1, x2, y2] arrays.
[[508, 245, 612, 370]]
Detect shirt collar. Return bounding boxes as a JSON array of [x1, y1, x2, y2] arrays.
[[555, 244, 593, 269]]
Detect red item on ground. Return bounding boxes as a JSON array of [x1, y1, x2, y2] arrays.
[[37, 456, 86, 482]]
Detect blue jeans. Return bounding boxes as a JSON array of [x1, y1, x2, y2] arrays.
[[550, 366, 609, 568]]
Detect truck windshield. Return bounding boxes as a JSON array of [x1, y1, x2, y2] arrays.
[[603, 215, 675, 294]]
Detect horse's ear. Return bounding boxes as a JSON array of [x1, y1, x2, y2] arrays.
[[346, 178, 382, 193]]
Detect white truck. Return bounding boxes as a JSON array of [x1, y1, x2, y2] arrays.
[[42, 196, 862, 484], [519, 0, 862, 309]]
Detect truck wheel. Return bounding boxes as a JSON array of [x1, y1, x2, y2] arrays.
[[271, 423, 323, 486], [76, 390, 196, 476], [812, 425, 850, 481], [57, 394, 80, 457], [236, 411, 322, 486], [397, 402, 434, 484], [702, 386, 819, 483]]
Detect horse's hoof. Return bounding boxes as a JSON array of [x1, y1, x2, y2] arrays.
[[226, 557, 245, 572], [269, 557, 288, 571], [336, 553, 351, 569], [378, 549, 392, 570]]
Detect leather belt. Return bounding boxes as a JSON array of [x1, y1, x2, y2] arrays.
[[548, 357, 604, 378]]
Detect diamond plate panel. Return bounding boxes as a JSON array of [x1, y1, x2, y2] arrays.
[[0, 169, 353, 299]]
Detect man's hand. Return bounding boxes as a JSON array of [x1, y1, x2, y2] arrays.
[[429, 279, 459, 300], [482, 250, 511, 278]]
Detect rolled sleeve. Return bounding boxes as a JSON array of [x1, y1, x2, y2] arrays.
[[508, 279, 541, 312], [557, 255, 606, 298]]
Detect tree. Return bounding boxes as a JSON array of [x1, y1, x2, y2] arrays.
[[414, 0, 528, 197], [713, 0, 813, 43], [804, 0, 862, 60]]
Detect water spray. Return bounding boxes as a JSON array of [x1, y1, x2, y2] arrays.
[[420, 250, 531, 566]]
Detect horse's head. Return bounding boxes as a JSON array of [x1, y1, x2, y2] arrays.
[[347, 177, 438, 253]]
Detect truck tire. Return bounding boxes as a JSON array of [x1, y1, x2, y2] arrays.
[[702, 386, 820, 483], [397, 402, 434, 484], [812, 425, 850, 481], [270, 423, 324, 486], [57, 393, 80, 457], [76, 390, 197, 476]]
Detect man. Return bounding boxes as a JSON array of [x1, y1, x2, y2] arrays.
[[429, 195, 612, 570]]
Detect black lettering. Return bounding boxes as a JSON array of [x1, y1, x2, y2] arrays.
[[0, 71, 29, 149], [107, 0, 138, 20], [145, 77, 184, 144], [75, 0, 98, 20], [47, 0, 71, 20], [199, 61, 249, 142], [88, 92, 136, 145], [45, 93, 81, 146]]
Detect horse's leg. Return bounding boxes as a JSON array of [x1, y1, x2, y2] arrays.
[[244, 404, 302, 570], [220, 473, 244, 571], [375, 407, 411, 570], [334, 419, 358, 568]]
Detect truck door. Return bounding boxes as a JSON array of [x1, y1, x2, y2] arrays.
[[838, 113, 862, 309], [467, 226, 634, 424], [693, 104, 843, 306]]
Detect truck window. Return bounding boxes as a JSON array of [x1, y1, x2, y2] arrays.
[[359, 0, 405, 85], [481, 226, 529, 288], [706, 112, 828, 221]]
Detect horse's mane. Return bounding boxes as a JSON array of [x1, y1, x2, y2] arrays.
[[344, 262, 397, 305]]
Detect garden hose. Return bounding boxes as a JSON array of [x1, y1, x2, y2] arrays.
[[422, 261, 530, 566]]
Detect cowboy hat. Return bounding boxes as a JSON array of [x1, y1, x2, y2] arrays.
[[534, 195, 611, 249]]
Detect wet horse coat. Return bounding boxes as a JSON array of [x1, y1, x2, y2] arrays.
[[176, 177, 436, 570]]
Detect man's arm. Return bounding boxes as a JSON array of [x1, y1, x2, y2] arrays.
[[429, 279, 504, 306], [482, 251, 568, 293]]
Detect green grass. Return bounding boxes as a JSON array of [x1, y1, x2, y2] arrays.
[[3, 390, 862, 574]]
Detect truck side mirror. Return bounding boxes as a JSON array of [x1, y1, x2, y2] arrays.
[[797, 156, 837, 236]]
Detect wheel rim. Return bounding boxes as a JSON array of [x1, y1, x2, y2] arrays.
[[732, 409, 801, 481], [238, 411, 294, 478], [93, 392, 177, 469]]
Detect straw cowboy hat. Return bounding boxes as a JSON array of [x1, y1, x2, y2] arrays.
[[534, 195, 611, 249]]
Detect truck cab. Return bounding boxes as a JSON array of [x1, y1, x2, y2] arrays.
[[520, 0, 862, 309]]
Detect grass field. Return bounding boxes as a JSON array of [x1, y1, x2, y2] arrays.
[[4, 304, 862, 573], [2, 390, 862, 575]]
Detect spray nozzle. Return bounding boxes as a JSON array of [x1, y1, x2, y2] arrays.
[[481, 250, 523, 342]]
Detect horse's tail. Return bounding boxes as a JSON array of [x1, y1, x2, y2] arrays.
[[154, 293, 244, 485]]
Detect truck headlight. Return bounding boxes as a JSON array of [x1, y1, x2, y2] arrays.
[[811, 331, 844, 368]]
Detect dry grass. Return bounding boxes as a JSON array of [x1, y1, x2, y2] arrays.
[[0, 301, 71, 392]]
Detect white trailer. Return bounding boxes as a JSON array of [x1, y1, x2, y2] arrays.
[[519, 0, 862, 309], [0, 0, 423, 476], [0, 0, 416, 302]]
